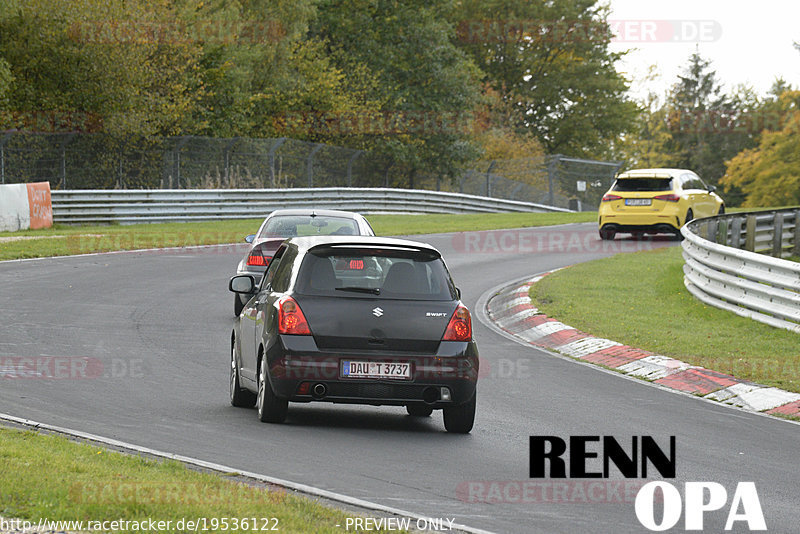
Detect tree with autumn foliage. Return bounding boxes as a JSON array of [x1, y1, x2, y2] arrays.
[[615, 51, 783, 205], [1, 0, 645, 188], [720, 90, 800, 207]]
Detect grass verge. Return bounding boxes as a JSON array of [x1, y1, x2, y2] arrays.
[[368, 212, 596, 235], [0, 427, 403, 533], [0, 212, 595, 261], [529, 246, 800, 393]]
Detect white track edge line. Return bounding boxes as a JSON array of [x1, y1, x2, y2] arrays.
[[0, 242, 246, 264], [0, 412, 495, 534]]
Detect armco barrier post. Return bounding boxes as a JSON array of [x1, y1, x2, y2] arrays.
[[745, 215, 757, 252], [794, 209, 800, 256], [707, 218, 718, 244], [772, 212, 784, 257], [716, 218, 727, 245], [730, 217, 742, 249]]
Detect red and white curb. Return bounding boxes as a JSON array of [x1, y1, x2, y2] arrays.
[[485, 271, 800, 418]]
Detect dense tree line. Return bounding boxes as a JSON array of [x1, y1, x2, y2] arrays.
[[1, 0, 797, 204], [619, 48, 799, 206], [0, 0, 636, 185]]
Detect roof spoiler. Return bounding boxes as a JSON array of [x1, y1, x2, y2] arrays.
[[309, 242, 440, 257]]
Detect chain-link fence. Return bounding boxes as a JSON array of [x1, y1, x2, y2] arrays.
[[0, 132, 621, 209]]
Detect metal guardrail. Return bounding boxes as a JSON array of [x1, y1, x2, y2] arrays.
[[681, 208, 800, 333], [51, 187, 571, 224]]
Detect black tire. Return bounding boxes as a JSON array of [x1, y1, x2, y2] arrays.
[[230, 340, 256, 407], [257, 356, 288, 423], [599, 227, 616, 241], [684, 209, 694, 226], [233, 293, 244, 317], [718, 205, 725, 215], [443, 392, 476, 434], [407, 405, 434, 417]]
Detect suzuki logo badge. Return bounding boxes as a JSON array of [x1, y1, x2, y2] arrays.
[[372, 307, 384, 317]]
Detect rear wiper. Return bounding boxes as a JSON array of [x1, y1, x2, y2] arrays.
[[335, 286, 381, 295]]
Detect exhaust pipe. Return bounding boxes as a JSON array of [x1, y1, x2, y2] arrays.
[[422, 386, 440, 404], [312, 383, 327, 399]]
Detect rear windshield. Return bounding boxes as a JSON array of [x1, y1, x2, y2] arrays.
[[612, 178, 673, 192], [295, 248, 456, 301], [258, 215, 359, 238]]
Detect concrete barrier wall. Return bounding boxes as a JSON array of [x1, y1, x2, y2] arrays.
[[0, 182, 53, 232]]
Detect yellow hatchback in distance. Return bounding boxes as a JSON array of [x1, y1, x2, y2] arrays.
[[597, 168, 725, 240]]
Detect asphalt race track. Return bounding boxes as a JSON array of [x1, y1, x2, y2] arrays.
[[1, 222, 798, 533]]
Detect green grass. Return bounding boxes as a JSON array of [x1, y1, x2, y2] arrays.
[[368, 212, 596, 235], [0, 427, 403, 533], [529, 246, 800, 393], [0, 221, 262, 261], [729, 205, 800, 213], [0, 212, 595, 261]]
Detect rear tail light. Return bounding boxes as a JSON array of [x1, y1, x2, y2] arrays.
[[278, 296, 311, 335], [654, 194, 680, 202], [246, 252, 271, 267], [443, 305, 472, 342], [602, 194, 622, 202]]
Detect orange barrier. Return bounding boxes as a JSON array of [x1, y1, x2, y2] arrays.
[[26, 182, 53, 229], [0, 182, 53, 231]]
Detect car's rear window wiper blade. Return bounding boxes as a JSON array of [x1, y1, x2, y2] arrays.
[[335, 286, 380, 295]]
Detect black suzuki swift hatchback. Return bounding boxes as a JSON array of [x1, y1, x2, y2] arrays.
[[228, 236, 479, 433]]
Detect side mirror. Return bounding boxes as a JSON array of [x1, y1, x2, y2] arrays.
[[707, 185, 716, 193], [244, 234, 255, 243], [455, 287, 462, 300], [229, 275, 256, 294]]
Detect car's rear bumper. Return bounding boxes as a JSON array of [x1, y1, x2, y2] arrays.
[[599, 213, 681, 234], [266, 335, 479, 407], [600, 222, 681, 235]]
